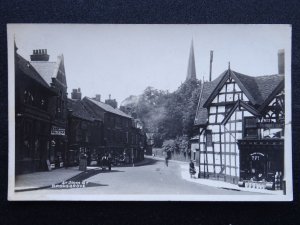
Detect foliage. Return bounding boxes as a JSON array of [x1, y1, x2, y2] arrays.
[[121, 78, 202, 147]]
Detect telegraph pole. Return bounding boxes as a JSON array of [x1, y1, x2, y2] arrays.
[[209, 50, 213, 81]]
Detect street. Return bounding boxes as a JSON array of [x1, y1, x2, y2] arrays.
[[14, 157, 263, 200]]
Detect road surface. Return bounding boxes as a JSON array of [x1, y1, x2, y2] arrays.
[[14, 157, 263, 200]]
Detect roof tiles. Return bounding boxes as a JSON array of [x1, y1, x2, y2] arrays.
[[194, 69, 284, 126], [84, 97, 132, 119]]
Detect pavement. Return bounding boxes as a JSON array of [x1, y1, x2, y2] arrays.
[[15, 166, 84, 191], [14, 156, 283, 195], [148, 155, 283, 195], [180, 164, 284, 195], [14, 157, 154, 192]]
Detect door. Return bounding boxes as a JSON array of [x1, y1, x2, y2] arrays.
[[249, 152, 267, 181]]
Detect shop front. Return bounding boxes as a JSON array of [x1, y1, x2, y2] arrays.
[[238, 139, 284, 190], [15, 116, 51, 174], [49, 125, 67, 169]]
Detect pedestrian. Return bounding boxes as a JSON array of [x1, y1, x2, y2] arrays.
[[189, 160, 196, 178], [108, 153, 112, 171], [165, 152, 169, 167]]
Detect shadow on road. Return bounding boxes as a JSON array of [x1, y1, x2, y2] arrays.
[[85, 182, 108, 188], [134, 157, 159, 167], [66, 169, 124, 182]]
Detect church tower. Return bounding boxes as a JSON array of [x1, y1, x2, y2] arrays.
[[186, 40, 197, 81]]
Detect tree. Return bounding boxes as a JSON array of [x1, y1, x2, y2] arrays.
[[121, 79, 202, 147]]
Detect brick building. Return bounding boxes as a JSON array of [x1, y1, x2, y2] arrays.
[[15, 46, 69, 173], [82, 96, 145, 162], [67, 88, 103, 166]]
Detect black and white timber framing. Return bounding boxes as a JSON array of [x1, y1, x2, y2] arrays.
[[193, 56, 285, 187]]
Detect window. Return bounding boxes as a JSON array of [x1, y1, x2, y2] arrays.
[[24, 90, 34, 105], [206, 130, 212, 147], [244, 116, 258, 139]]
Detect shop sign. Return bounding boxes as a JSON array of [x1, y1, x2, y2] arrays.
[[258, 122, 283, 129], [250, 152, 265, 161], [51, 126, 65, 135]]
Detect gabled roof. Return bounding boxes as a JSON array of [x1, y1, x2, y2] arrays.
[[67, 99, 94, 122], [30, 61, 56, 85], [202, 69, 284, 108], [31, 55, 67, 87], [234, 72, 284, 106], [83, 97, 132, 119], [16, 53, 50, 89], [194, 69, 284, 126], [221, 100, 261, 125], [194, 72, 224, 126]]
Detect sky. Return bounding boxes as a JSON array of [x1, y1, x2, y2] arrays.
[[9, 24, 291, 104]]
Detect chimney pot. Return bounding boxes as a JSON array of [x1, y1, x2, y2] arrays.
[[30, 48, 50, 61], [71, 87, 82, 100]]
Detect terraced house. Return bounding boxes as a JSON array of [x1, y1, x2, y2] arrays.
[[193, 50, 285, 189], [82, 96, 145, 163], [15, 46, 69, 173]]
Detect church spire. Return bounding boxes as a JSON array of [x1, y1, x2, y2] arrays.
[[186, 40, 197, 81]]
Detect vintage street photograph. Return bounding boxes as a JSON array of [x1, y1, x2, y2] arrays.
[[7, 24, 292, 201]]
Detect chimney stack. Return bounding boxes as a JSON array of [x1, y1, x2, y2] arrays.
[[71, 88, 82, 100], [278, 49, 285, 75], [94, 94, 101, 102], [105, 95, 118, 109], [30, 49, 50, 61]]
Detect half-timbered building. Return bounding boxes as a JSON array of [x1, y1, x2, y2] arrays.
[[193, 51, 285, 189]]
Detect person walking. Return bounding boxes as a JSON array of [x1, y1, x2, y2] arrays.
[[165, 151, 169, 167], [189, 160, 196, 178], [108, 153, 112, 171]]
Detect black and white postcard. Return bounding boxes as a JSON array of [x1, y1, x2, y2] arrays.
[[7, 24, 292, 201]]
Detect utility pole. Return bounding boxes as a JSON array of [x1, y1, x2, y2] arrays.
[[209, 50, 213, 82], [197, 78, 205, 178]]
